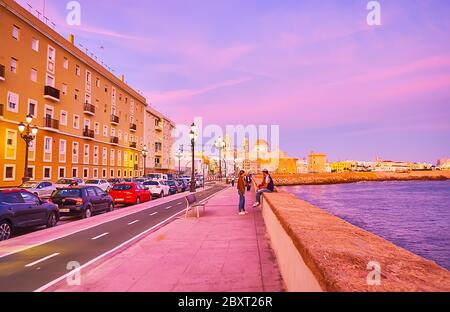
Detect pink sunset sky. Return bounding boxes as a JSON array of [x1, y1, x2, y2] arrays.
[[17, 0, 450, 163]]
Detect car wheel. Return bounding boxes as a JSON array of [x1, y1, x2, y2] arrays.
[[46, 212, 58, 228], [160, 191, 164, 198], [136, 197, 141, 205], [82, 207, 92, 219], [0, 221, 12, 241], [107, 203, 114, 212]]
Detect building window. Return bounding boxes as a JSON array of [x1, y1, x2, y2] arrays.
[[83, 144, 89, 164], [46, 74, 55, 87], [83, 168, 89, 179], [110, 149, 115, 166], [62, 83, 67, 95], [124, 170, 127, 177], [102, 147, 107, 165], [93, 146, 99, 165], [102, 169, 107, 178], [44, 137, 52, 152], [103, 125, 108, 137], [110, 169, 114, 178], [63, 57, 69, 69], [73, 115, 80, 129], [27, 167, 35, 180], [30, 68, 37, 82], [7, 92, 19, 113], [28, 99, 37, 118], [94, 122, 100, 135], [96, 78, 100, 87], [72, 142, 79, 164], [118, 169, 121, 178], [59, 139, 67, 163], [72, 167, 78, 178], [12, 25, 19, 40], [93, 168, 98, 178], [10, 58, 18, 73], [3, 165, 15, 181], [5, 130, 17, 160], [60, 111, 68, 126], [43, 167, 51, 180], [59, 167, 66, 179], [32, 38, 39, 52], [75, 65, 81, 76], [75, 89, 79, 100], [117, 151, 122, 166]]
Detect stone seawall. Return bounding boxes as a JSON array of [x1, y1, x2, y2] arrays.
[[257, 183, 450, 292], [264, 171, 450, 186]]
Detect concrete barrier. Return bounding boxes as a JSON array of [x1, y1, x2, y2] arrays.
[[255, 182, 450, 292]]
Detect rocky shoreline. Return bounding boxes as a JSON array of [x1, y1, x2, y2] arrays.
[[268, 171, 450, 186]]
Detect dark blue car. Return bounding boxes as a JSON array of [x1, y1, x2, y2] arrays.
[[50, 186, 114, 219], [0, 189, 60, 241]]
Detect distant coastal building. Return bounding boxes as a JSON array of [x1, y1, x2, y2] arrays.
[[330, 161, 352, 173], [296, 158, 308, 173], [308, 152, 327, 173], [437, 159, 450, 170]]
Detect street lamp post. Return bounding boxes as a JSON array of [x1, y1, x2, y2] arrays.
[[215, 137, 226, 179], [189, 123, 197, 192], [175, 145, 183, 177], [18, 115, 39, 183], [141, 145, 148, 177]]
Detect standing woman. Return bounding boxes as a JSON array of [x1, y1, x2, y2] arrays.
[[237, 170, 247, 215]]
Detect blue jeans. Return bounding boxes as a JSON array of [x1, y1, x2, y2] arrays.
[[239, 192, 246, 211], [256, 189, 272, 204]]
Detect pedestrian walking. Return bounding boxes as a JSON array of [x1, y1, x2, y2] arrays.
[[245, 174, 252, 191], [237, 170, 247, 215], [231, 176, 235, 187], [253, 169, 274, 207]]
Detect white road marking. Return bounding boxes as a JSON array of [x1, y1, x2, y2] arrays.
[[165, 206, 172, 210], [177, 202, 183, 205], [25, 253, 60, 268], [149, 212, 158, 216], [34, 186, 228, 293], [91, 233, 109, 240], [128, 220, 139, 225]]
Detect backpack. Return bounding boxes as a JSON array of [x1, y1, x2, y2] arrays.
[[267, 175, 275, 192]]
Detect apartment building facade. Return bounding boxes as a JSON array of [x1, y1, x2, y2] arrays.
[[144, 106, 175, 174], [0, 0, 162, 187]]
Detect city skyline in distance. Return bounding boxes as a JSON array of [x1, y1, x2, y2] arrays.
[[17, 0, 450, 163]]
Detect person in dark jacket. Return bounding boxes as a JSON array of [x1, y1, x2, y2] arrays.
[[245, 174, 252, 191], [253, 169, 274, 207], [237, 170, 247, 215]]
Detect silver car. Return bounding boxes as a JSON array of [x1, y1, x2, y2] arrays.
[[18, 181, 56, 198]]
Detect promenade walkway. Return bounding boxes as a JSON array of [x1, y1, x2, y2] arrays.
[[49, 185, 284, 292]]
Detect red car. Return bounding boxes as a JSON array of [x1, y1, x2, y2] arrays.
[[109, 183, 152, 205]]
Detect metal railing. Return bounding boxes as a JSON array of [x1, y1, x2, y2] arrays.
[[44, 85, 60, 101], [83, 103, 96, 115], [43, 117, 60, 129]]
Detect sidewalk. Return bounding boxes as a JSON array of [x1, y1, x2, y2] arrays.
[[50, 186, 284, 292]]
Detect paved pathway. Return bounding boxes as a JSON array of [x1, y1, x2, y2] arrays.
[[50, 186, 284, 292]]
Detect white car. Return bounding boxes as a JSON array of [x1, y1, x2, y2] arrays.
[[19, 181, 56, 198], [54, 178, 85, 189], [143, 180, 170, 198], [85, 179, 111, 192]]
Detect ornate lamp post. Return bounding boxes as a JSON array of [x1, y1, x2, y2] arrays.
[[215, 137, 226, 179], [18, 115, 39, 183], [175, 145, 183, 177], [189, 123, 197, 192], [141, 145, 148, 177]]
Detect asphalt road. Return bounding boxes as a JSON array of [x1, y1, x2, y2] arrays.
[[0, 185, 225, 292]]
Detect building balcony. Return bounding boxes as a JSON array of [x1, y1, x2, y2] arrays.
[[130, 142, 137, 149], [44, 85, 60, 102], [0, 104, 3, 118], [110, 114, 120, 125], [130, 123, 137, 132], [83, 128, 95, 140], [43, 117, 60, 131], [83, 103, 96, 116], [0, 64, 5, 81], [155, 149, 162, 156], [110, 136, 119, 145], [155, 124, 163, 132], [155, 163, 162, 169]]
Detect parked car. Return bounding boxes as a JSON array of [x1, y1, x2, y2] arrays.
[[85, 179, 111, 192], [143, 180, 170, 198], [18, 181, 56, 198], [134, 178, 146, 184], [50, 186, 113, 219], [175, 179, 189, 192], [0, 189, 60, 241], [54, 178, 85, 188], [107, 178, 124, 185], [166, 180, 181, 195], [109, 183, 152, 205]]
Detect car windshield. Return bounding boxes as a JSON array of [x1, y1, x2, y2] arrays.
[[166, 181, 176, 186], [56, 179, 74, 185], [85, 180, 99, 184], [143, 181, 158, 186], [19, 182, 38, 188], [52, 189, 82, 197], [112, 184, 132, 191]]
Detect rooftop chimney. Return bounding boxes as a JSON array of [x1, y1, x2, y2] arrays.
[[68, 34, 75, 45], [121, 74, 125, 82]]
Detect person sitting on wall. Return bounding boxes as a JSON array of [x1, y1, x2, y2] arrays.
[[253, 169, 274, 207]]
